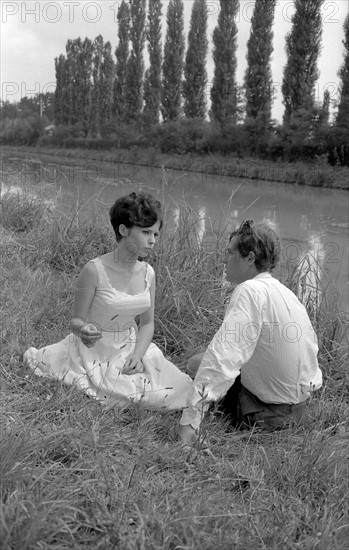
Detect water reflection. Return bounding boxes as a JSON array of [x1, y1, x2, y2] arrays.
[[1, 152, 348, 311], [196, 206, 206, 244], [262, 211, 277, 226], [165, 203, 206, 246], [168, 205, 179, 229]]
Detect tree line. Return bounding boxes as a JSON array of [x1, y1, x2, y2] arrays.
[[1, 0, 348, 165]]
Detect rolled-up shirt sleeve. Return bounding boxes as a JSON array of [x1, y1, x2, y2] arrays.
[[180, 284, 263, 430]]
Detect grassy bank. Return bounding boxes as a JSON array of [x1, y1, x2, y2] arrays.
[[1, 144, 349, 190], [1, 180, 348, 549]]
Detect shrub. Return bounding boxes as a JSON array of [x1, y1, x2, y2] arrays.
[[155, 119, 210, 154], [0, 116, 45, 146]]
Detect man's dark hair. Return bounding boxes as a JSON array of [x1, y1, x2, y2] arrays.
[[229, 220, 281, 272]]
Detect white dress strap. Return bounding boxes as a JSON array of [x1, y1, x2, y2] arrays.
[[89, 258, 109, 288]]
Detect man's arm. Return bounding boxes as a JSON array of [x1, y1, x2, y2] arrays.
[[180, 284, 263, 432]]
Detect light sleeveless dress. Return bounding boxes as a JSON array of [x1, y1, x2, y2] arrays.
[[24, 258, 193, 410]]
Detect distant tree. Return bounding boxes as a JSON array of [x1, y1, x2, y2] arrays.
[[320, 89, 330, 126], [113, 0, 130, 121], [64, 37, 94, 132], [282, 0, 324, 128], [62, 40, 79, 125], [210, 0, 240, 124], [100, 42, 115, 127], [0, 101, 19, 124], [161, 0, 185, 122], [337, 12, 349, 128], [182, 0, 208, 119], [91, 35, 104, 137], [54, 54, 68, 125], [77, 37, 94, 133], [18, 96, 39, 117], [244, 0, 276, 131], [39, 92, 55, 121], [124, 0, 147, 121], [0, 115, 45, 146], [90, 36, 114, 136], [56, 37, 113, 133], [143, 0, 163, 123], [0, 94, 54, 123]]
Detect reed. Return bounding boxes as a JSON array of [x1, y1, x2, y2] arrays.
[[1, 179, 348, 549]]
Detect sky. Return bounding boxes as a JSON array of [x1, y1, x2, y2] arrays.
[[1, 0, 348, 122]]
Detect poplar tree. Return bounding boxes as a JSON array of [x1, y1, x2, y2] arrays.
[[64, 38, 94, 132], [282, 0, 324, 128], [244, 0, 276, 130], [77, 38, 94, 133], [65, 39, 81, 125], [113, 0, 130, 121], [91, 37, 115, 136], [124, 0, 147, 121], [91, 35, 104, 136], [54, 54, 69, 125], [182, 0, 208, 119], [337, 13, 349, 128], [161, 0, 185, 122], [100, 42, 115, 127], [320, 89, 330, 126], [210, 0, 240, 124], [143, 0, 163, 123]]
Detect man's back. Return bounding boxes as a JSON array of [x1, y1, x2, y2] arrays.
[[238, 273, 322, 403]]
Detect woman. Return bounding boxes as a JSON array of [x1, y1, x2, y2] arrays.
[[24, 191, 193, 411]]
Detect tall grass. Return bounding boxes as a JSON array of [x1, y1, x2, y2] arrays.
[[1, 179, 348, 549]]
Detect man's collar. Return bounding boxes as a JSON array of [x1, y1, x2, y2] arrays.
[[253, 272, 272, 280]]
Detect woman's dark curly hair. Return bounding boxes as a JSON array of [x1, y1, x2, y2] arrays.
[[229, 220, 281, 272], [109, 192, 163, 241]]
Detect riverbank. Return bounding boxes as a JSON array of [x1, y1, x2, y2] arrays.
[[1, 182, 348, 548], [1, 144, 348, 189]]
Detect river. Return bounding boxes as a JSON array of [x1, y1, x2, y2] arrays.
[[1, 150, 348, 312]]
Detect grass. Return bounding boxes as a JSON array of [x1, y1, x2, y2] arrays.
[[0, 178, 348, 549]]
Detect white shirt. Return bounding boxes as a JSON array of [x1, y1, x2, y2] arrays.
[[180, 272, 322, 430]]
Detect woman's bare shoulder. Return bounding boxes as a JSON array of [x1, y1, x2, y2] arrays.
[[76, 259, 99, 286]]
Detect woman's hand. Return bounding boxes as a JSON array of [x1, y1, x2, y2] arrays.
[[123, 355, 144, 375], [80, 324, 102, 348]]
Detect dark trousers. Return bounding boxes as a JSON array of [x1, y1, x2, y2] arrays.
[[216, 375, 307, 430]]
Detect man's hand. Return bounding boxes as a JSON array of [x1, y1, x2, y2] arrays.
[[178, 424, 198, 445], [123, 355, 144, 375], [179, 424, 214, 459]]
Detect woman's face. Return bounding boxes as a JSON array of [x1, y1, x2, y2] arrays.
[[121, 220, 161, 258]]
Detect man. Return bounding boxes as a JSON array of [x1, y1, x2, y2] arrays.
[[179, 220, 322, 444]]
